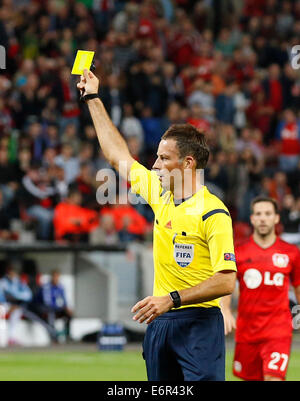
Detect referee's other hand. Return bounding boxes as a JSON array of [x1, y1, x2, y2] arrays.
[[221, 308, 236, 335], [131, 295, 173, 324]]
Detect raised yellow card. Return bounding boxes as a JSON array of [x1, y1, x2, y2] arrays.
[[71, 50, 95, 75]]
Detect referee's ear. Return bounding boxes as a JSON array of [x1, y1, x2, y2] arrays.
[[183, 156, 196, 169]]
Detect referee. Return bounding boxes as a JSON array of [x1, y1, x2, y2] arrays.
[[78, 70, 237, 381]]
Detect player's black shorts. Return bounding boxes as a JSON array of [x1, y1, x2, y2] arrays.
[[142, 306, 225, 381]]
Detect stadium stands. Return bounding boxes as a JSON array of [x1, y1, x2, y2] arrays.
[[0, 0, 299, 245]]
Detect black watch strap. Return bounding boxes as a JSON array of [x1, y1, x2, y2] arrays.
[[81, 93, 100, 103], [169, 291, 181, 308]]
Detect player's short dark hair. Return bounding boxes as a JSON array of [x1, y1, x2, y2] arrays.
[[161, 124, 210, 169], [250, 196, 279, 214]]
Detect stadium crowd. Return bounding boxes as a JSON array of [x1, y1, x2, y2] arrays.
[[0, 0, 300, 244], [0, 258, 72, 345]]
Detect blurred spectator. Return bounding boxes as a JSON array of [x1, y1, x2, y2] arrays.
[[0, 98, 13, 134], [100, 73, 126, 128], [275, 109, 300, 172], [0, 0, 299, 246], [0, 284, 5, 304], [280, 194, 300, 244], [162, 61, 185, 103], [84, 125, 99, 158], [113, 31, 138, 70], [206, 151, 229, 198], [262, 64, 283, 115], [0, 147, 18, 208], [161, 102, 185, 132], [228, 49, 250, 85], [53, 188, 98, 242], [53, 66, 80, 133], [0, 265, 31, 345], [26, 121, 44, 163], [276, 1, 294, 38], [45, 123, 60, 150], [50, 166, 69, 202], [215, 28, 236, 57], [21, 259, 40, 300], [219, 124, 237, 153], [246, 89, 274, 138], [140, 59, 168, 117], [112, 3, 140, 33], [211, 59, 227, 97], [215, 83, 236, 124], [93, 149, 112, 173], [40, 97, 61, 126], [19, 165, 55, 240], [140, 107, 164, 153], [281, 64, 300, 110], [187, 79, 215, 123], [0, 189, 15, 241], [90, 213, 119, 245], [235, 127, 264, 161], [34, 270, 73, 342], [100, 194, 148, 243], [191, 40, 214, 82], [13, 148, 32, 182], [18, 74, 42, 126], [61, 123, 81, 155], [0, 264, 56, 345], [268, 171, 292, 209], [126, 136, 144, 164], [237, 148, 264, 221], [186, 104, 210, 133], [120, 103, 145, 146], [224, 151, 241, 213], [43, 148, 57, 170], [233, 83, 250, 130], [73, 162, 97, 209], [54, 144, 80, 184]]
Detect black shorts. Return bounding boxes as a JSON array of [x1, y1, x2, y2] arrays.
[[142, 307, 225, 381]]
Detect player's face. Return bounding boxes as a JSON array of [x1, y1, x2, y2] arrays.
[[152, 139, 184, 191], [250, 202, 279, 237]]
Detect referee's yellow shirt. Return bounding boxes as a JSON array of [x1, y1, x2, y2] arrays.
[[130, 161, 237, 309]]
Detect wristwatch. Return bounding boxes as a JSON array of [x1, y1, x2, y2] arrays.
[[169, 291, 181, 308]]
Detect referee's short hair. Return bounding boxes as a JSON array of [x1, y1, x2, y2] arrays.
[[250, 196, 279, 214], [161, 124, 210, 169]]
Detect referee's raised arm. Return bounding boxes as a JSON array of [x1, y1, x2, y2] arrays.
[[77, 69, 135, 180]]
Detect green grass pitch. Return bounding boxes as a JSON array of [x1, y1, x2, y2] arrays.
[[0, 347, 300, 381]]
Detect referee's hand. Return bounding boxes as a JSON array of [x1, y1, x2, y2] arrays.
[[221, 308, 236, 335], [131, 295, 173, 324], [77, 69, 99, 96]]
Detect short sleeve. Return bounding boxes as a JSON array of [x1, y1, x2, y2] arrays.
[[291, 247, 300, 288], [203, 209, 237, 274], [129, 161, 162, 212]]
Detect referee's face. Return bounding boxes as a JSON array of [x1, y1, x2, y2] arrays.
[[152, 139, 184, 192]]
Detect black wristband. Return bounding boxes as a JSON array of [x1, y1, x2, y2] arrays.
[[169, 291, 181, 308], [81, 93, 100, 103]]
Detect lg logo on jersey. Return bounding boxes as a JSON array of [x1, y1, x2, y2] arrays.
[[243, 268, 284, 289]]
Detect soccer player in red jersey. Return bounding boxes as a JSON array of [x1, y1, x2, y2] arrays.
[[222, 196, 300, 381]]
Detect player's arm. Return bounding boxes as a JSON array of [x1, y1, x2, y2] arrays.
[[294, 285, 300, 306], [178, 270, 236, 305], [131, 271, 236, 324], [77, 69, 135, 180], [291, 249, 300, 309]]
